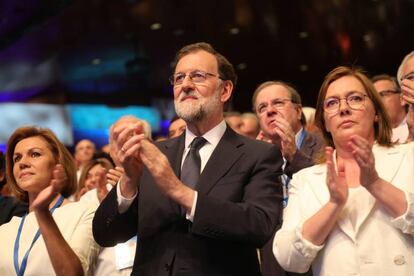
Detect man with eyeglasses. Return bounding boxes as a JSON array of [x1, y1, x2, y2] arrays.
[[372, 74, 409, 143], [397, 50, 414, 142], [252, 81, 323, 276], [93, 42, 284, 276]]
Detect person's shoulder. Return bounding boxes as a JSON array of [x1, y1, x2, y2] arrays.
[[236, 133, 278, 151], [154, 135, 183, 149], [290, 163, 326, 191], [374, 141, 414, 153], [62, 199, 98, 214]]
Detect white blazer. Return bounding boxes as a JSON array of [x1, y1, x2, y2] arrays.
[[274, 142, 414, 276]]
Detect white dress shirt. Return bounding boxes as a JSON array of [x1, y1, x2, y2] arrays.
[[392, 116, 409, 143]]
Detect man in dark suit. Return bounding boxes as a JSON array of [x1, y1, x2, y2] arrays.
[[93, 42, 284, 276], [253, 81, 324, 276]]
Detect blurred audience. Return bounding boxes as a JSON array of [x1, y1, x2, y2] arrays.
[[240, 112, 260, 139], [74, 139, 96, 178], [398, 51, 414, 142], [101, 144, 111, 154], [0, 151, 28, 226], [77, 158, 115, 202], [168, 116, 186, 138], [302, 106, 322, 136], [224, 111, 244, 134], [274, 66, 414, 275], [372, 74, 408, 143], [0, 126, 99, 275]]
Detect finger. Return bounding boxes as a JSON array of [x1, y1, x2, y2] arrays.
[[274, 116, 290, 130], [117, 127, 139, 153], [121, 134, 146, 153], [256, 131, 266, 141], [107, 169, 118, 177], [325, 147, 336, 184], [402, 93, 414, 105], [107, 171, 121, 183], [140, 140, 159, 161]]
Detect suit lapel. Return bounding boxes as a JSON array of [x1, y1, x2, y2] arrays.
[[197, 128, 244, 195], [162, 133, 186, 177], [353, 144, 405, 233], [299, 133, 316, 157], [307, 165, 357, 241], [373, 144, 405, 184], [158, 135, 186, 214]]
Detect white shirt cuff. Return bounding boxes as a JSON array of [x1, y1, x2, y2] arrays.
[[116, 181, 138, 214], [186, 191, 198, 222], [391, 191, 414, 235]]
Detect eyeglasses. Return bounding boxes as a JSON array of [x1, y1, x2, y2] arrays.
[[400, 72, 414, 82], [378, 89, 400, 97], [255, 98, 292, 115], [323, 92, 368, 114], [169, 70, 222, 86]]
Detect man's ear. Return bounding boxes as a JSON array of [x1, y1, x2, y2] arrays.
[[296, 104, 303, 121], [220, 81, 233, 103]]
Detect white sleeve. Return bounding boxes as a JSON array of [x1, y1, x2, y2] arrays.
[[273, 172, 323, 273], [391, 191, 414, 236], [116, 182, 137, 214], [186, 191, 198, 222]]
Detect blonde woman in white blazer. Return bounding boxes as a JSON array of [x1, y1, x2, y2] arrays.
[[274, 66, 414, 276]]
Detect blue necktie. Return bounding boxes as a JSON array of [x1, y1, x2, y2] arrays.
[[180, 137, 207, 189]]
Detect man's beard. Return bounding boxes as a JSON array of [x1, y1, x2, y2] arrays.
[[174, 89, 221, 123]]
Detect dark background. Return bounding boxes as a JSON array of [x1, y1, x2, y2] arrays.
[[1, 0, 413, 120]]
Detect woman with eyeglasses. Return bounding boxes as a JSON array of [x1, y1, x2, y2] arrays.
[[273, 66, 414, 276], [0, 127, 100, 275]]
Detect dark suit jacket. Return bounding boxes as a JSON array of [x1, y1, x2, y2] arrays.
[[93, 127, 284, 276], [284, 131, 324, 178], [0, 196, 28, 226], [260, 131, 324, 276]]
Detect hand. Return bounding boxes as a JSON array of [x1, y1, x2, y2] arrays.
[[77, 187, 88, 201], [348, 135, 380, 190], [406, 104, 414, 142], [32, 164, 66, 211], [326, 147, 348, 206], [269, 116, 297, 162], [110, 119, 145, 182], [401, 77, 414, 105], [107, 166, 124, 186], [139, 140, 179, 195], [256, 130, 272, 143], [95, 167, 110, 202], [139, 139, 194, 210]]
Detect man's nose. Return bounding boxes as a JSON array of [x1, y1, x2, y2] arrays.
[[181, 75, 195, 90], [266, 104, 278, 115]]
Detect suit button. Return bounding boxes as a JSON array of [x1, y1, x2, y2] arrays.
[[164, 264, 171, 271], [393, 255, 406, 265]]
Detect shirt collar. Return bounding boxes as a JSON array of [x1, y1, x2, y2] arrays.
[[295, 127, 304, 146], [184, 120, 227, 149]]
